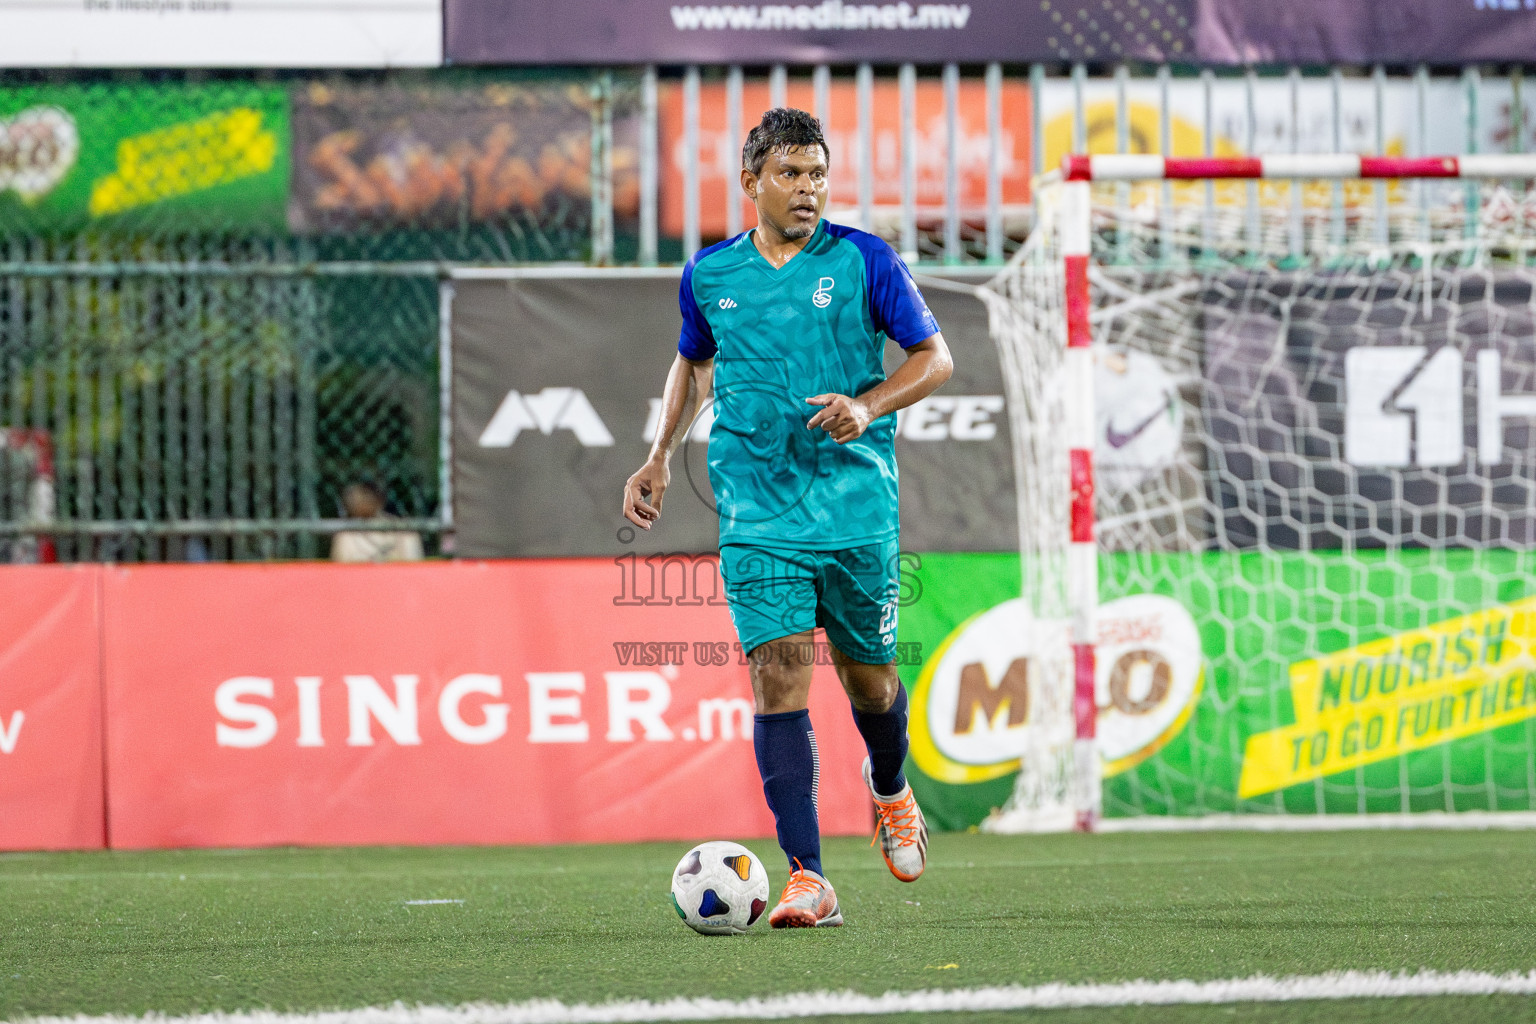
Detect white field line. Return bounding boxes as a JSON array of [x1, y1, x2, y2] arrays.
[[16, 971, 1536, 1024], [1097, 811, 1536, 833]]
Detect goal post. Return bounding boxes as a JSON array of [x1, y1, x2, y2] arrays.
[[981, 153, 1536, 833]]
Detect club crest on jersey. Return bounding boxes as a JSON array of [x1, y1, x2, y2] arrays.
[[812, 276, 835, 308]]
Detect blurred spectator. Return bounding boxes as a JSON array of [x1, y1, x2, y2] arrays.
[[331, 481, 424, 563]]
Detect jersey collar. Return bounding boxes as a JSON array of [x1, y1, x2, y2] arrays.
[[743, 218, 827, 274]]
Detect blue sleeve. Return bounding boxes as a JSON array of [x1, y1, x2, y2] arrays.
[[677, 258, 717, 360], [858, 236, 940, 348]]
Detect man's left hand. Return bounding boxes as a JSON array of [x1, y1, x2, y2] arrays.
[[806, 393, 873, 444]]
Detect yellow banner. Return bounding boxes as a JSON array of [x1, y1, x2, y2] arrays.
[[1238, 598, 1536, 798], [90, 108, 277, 217]]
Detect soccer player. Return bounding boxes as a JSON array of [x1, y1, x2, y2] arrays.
[[622, 108, 952, 928]]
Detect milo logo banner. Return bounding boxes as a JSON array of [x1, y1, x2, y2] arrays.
[[0, 83, 289, 235], [899, 550, 1536, 827]]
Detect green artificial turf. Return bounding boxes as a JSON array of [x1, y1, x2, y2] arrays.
[[1, 830, 1534, 1022]]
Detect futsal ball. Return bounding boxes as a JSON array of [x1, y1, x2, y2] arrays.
[[669, 840, 770, 935]]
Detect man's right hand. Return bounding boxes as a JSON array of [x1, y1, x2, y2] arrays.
[[623, 458, 670, 530]]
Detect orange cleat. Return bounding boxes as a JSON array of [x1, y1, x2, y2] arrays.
[[863, 758, 929, 882], [768, 860, 844, 928]]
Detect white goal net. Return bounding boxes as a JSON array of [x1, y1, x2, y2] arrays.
[[983, 157, 1536, 830]]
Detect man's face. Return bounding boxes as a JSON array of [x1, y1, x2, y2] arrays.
[[743, 145, 828, 241]]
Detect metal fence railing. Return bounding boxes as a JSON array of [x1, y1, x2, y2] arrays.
[[1, 64, 1533, 560], [657, 63, 1535, 265], [0, 256, 440, 561], [0, 71, 618, 560]]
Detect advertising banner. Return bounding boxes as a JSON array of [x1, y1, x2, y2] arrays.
[[1195, 0, 1536, 65], [289, 81, 638, 235], [447, 0, 1536, 67], [446, 0, 1197, 65], [1202, 270, 1536, 550], [2, 0, 441, 68], [3, 544, 1532, 847], [0, 82, 288, 235], [900, 549, 1536, 829], [100, 560, 872, 849], [449, 269, 1013, 559], [659, 77, 1030, 240], [0, 566, 104, 851]]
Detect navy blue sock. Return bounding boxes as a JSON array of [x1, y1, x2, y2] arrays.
[[754, 709, 823, 877], [852, 684, 910, 797]]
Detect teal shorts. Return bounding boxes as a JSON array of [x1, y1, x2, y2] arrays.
[[718, 538, 901, 665]]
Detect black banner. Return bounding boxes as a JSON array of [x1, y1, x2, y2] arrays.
[[1202, 269, 1536, 550], [449, 266, 1013, 558]]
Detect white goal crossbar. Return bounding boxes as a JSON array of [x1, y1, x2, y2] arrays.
[[1061, 154, 1536, 183]]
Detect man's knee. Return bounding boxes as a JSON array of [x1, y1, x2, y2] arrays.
[[840, 661, 900, 713], [749, 637, 816, 714]]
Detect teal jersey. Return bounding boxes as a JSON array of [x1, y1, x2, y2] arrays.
[[677, 219, 940, 550]]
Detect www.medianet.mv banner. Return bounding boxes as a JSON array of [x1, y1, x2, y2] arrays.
[[446, 0, 1197, 64], [446, 0, 1536, 66]]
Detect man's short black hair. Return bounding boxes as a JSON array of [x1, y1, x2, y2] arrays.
[[742, 107, 828, 176]]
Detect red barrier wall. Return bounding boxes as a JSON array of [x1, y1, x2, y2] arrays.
[[0, 566, 104, 850], [100, 560, 872, 849]]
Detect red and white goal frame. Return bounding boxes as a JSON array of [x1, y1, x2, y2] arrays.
[[1015, 153, 1536, 833]]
